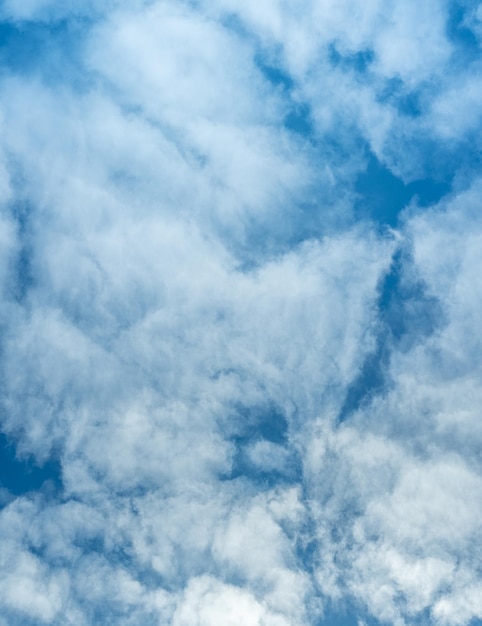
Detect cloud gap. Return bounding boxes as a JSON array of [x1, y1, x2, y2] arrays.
[[0, 432, 62, 498], [339, 243, 445, 423]]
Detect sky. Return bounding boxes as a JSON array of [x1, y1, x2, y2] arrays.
[[0, 1, 482, 625]]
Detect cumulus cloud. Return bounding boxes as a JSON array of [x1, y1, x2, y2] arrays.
[[0, 1, 481, 625]]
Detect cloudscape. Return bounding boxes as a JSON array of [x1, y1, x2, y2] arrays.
[[0, 1, 482, 625]]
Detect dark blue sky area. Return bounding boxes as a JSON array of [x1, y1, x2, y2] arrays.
[[355, 153, 451, 226], [0, 432, 62, 498], [319, 602, 381, 626], [0, 18, 89, 86]]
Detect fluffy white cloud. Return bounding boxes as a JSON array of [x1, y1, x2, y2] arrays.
[[0, 1, 481, 625], [172, 575, 291, 626], [301, 182, 482, 624]]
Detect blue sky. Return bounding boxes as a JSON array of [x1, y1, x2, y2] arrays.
[[1, 1, 482, 625]]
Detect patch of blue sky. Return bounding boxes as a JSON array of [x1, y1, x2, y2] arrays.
[[447, 1, 481, 58], [328, 44, 375, 74], [0, 16, 90, 87], [318, 605, 380, 626], [257, 61, 295, 92], [79, 602, 160, 626], [0, 610, 44, 626], [228, 403, 289, 446], [339, 243, 444, 422], [221, 403, 302, 486], [256, 58, 315, 138], [329, 46, 425, 123], [376, 77, 423, 118], [227, 444, 300, 487], [320, 600, 480, 626], [355, 152, 452, 226], [7, 198, 35, 303], [0, 432, 62, 499]]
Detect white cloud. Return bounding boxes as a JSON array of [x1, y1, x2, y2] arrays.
[[300, 181, 482, 624], [0, 1, 481, 625]]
